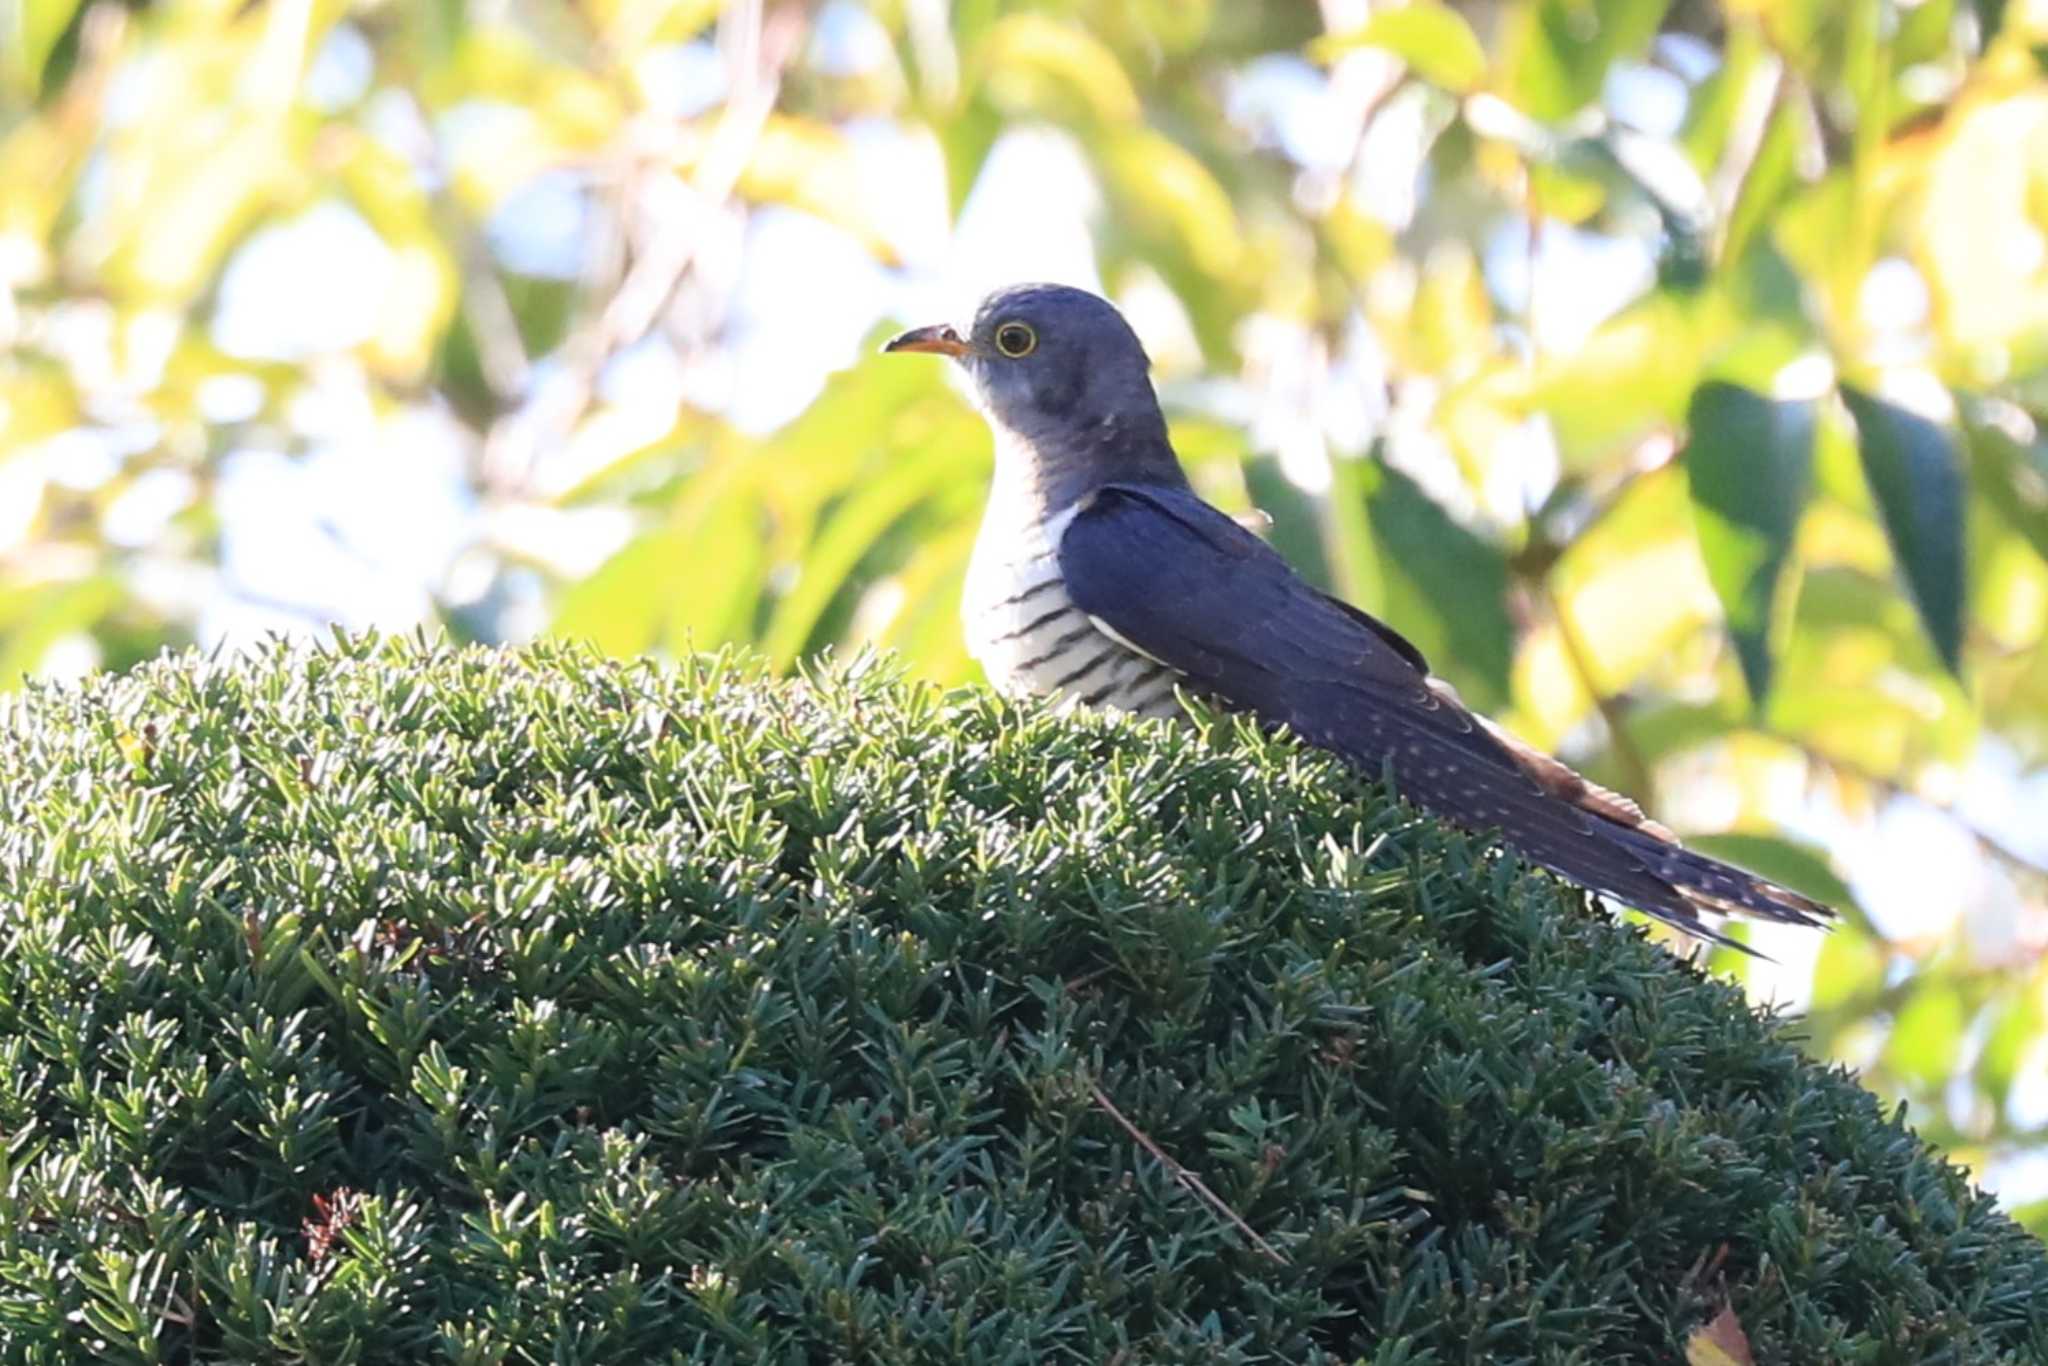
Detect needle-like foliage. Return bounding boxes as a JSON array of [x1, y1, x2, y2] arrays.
[[0, 635, 2041, 1363]]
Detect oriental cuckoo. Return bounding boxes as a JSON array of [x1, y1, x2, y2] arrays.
[[885, 283, 1832, 947]]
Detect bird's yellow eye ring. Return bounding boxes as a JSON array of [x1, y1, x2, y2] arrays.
[[994, 321, 1036, 357]]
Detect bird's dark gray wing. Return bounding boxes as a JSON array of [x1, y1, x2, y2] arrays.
[[1057, 482, 1832, 944]]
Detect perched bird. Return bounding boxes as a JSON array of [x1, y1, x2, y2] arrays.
[[884, 283, 1833, 949]]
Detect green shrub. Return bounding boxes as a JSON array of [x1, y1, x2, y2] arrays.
[[0, 635, 2041, 1363]]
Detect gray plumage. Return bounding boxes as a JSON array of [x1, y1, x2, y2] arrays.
[[884, 282, 1834, 949]]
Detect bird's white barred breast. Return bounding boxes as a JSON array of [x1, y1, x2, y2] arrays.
[[963, 504, 1184, 719]]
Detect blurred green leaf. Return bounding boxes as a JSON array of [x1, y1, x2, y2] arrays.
[[759, 435, 966, 668], [1769, 566, 1977, 774], [978, 12, 1141, 124], [872, 520, 979, 684], [1810, 918, 1886, 1011], [1971, 0, 2010, 46], [1622, 697, 1748, 764], [1963, 406, 2048, 567], [1314, 5, 1488, 94], [1504, 0, 1670, 122], [1324, 451, 1389, 618], [3, 0, 83, 99], [737, 116, 903, 263], [1098, 129, 1250, 359], [932, 94, 1005, 217], [1721, 87, 1813, 268], [1684, 381, 1816, 703], [1546, 466, 1722, 698], [1979, 986, 2044, 1099], [1243, 455, 1338, 596], [0, 575, 121, 687], [1679, 20, 1764, 175], [1522, 293, 1701, 469], [1355, 457, 1513, 709], [553, 505, 758, 657], [1886, 979, 1966, 1086], [1842, 388, 1968, 675]]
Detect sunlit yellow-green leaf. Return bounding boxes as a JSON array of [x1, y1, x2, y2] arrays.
[[2, 0, 84, 98], [728, 115, 902, 263], [1322, 452, 1386, 614], [932, 93, 1005, 216], [1549, 467, 1722, 695], [0, 114, 84, 247], [758, 435, 965, 667], [1527, 159, 1607, 223], [1313, 5, 1489, 94], [588, 0, 717, 52], [105, 117, 304, 303], [1518, 293, 1701, 469], [868, 518, 979, 684], [1768, 567, 1977, 773], [1679, 20, 1765, 175], [1914, 90, 2048, 375], [754, 338, 988, 557], [979, 13, 1141, 125], [1409, 243, 1492, 378], [0, 365, 76, 457], [553, 471, 769, 657], [1623, 696, 1749, 765], [1100, 128, 1247, 283]]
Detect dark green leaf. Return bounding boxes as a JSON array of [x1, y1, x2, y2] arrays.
[[1242, 455, 1336, 595], [1355, 456, 1513, 710], [1975, 0, 2011, 47], [1842, 387, 1968, 675], [1684, 380, 1816, 703]]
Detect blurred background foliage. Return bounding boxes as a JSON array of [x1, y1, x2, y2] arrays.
[[4, 0, 2048, 1230]]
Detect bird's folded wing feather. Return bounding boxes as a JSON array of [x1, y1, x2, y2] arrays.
[[1056, 483, 1832, 941], [1056, 482, 1542, 776]]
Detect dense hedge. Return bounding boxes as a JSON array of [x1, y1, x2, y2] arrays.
[[0, 636, 2041, 1363]]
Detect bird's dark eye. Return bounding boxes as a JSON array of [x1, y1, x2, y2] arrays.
[[994, 321, 1036, 358]]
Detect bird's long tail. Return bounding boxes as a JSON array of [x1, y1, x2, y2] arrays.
[[1475, 711, 1834, 938], [1314, 686, 1836, 952]]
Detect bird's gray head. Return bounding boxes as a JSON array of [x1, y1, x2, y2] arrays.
[[884, 284, 1184, 507]]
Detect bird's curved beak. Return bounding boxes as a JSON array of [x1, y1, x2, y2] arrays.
[[882, 323, 971, 358]]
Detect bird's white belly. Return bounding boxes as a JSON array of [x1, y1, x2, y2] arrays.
[[963, 511, 1183, 719]]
